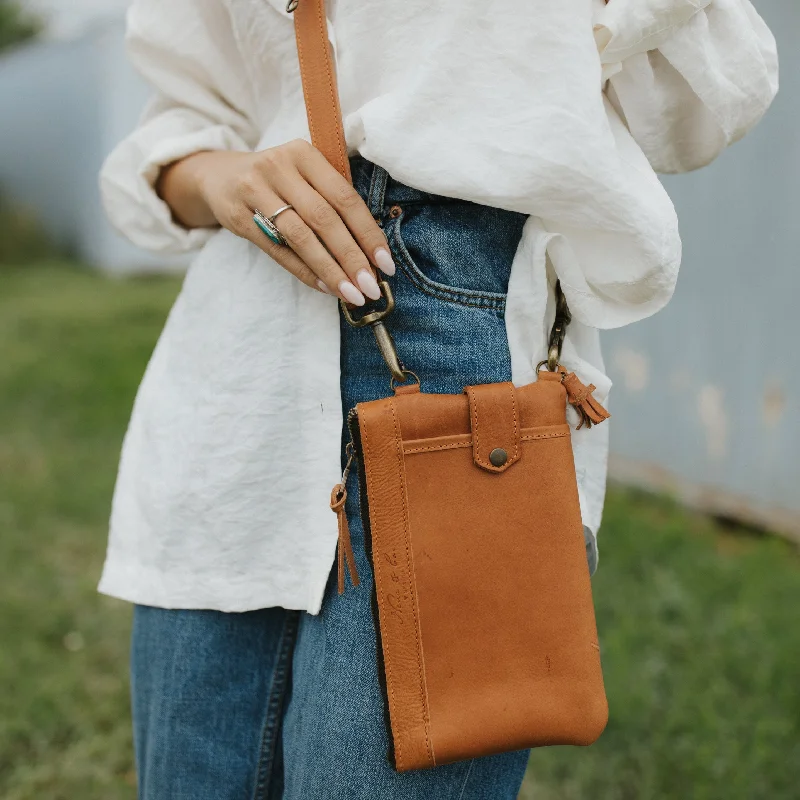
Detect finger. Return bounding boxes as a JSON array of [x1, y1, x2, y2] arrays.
[[229, 202, 329, 295], [270, 208, 367, 305], [271, 171, 382, 301], [294, 146, 396, 277]]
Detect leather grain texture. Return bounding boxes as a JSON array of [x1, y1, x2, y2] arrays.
[[293, 0, 352, 181], [358, 400, 434, 771], [358, 374, 608, 772]]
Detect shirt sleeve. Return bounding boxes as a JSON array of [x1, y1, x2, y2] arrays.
[[594, 0, 778, 173], [99, 0, 261, 253]]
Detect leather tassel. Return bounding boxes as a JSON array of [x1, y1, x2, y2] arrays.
[[559, 370, 611, 430], [330, 484, 359, 594]]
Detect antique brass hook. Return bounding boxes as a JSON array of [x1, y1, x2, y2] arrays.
[[340, 281, 407, 383]]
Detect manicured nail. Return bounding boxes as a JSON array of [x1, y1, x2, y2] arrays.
[[374, 247, 395, 276], [339, 280, 366, 306], [356, 269, 382, 301], [316, 279, 332, 295]]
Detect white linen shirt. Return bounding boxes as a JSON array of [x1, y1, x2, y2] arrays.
[[98, 0, 777, 613]]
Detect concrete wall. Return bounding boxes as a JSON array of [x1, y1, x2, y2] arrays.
[[0, 19, 185, 272], [604, 1, 799, 540]]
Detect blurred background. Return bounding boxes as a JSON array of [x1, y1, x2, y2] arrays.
[[0, 2, 797, 798]]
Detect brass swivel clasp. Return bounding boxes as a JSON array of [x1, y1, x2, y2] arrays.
[[340, 280, 407, 383]]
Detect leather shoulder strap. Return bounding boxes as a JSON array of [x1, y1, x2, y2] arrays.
[[292, 0, 352, 183], [290, 0, 575, 364]]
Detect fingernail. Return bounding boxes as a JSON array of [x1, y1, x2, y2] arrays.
[[339, 280, 366, 306], [316, 280, 332, 295], [374, 247, 395, 276], [356, 269, 382, 301]]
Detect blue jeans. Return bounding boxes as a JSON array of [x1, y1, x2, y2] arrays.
[[131, 156, 594, 798]]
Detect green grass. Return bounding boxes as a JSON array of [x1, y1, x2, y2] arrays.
[[0, 264, 181, 799], [1, 264, 798, 799]]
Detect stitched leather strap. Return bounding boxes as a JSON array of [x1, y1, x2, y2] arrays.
[[293, 0, 352, 182], [465, 382, 522, 473]]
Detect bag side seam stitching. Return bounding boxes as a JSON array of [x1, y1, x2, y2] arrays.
[[390, 400, 435, 768]]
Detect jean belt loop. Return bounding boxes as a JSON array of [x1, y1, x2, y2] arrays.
[[366, 164, 390, 219]]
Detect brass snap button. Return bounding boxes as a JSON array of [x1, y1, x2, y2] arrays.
[[489, 448, 508, 467]]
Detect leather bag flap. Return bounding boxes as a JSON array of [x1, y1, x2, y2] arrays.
[[465, 382, 521, 473]]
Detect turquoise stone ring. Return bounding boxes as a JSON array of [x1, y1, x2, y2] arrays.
[[253, 209, 288, 246]]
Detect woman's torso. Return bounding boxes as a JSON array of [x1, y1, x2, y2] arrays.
[[101, 0, 727, 612]]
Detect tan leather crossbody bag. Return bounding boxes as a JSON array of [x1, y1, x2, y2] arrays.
[[290, 0, 610, 772]]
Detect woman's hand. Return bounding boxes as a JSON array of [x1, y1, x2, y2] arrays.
[[157, 140, 395, 305]]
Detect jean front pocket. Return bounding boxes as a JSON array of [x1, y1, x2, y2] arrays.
[[384, 200, 527, 311]]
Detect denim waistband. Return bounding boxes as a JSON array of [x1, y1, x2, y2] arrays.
[[349, 155, 462, 216]]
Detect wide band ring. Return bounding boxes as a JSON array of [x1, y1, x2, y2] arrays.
[[253, 208, 288, 247]]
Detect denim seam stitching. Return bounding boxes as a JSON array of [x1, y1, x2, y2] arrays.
[[388, 219, 507, 311], [456, 759, 476, 800], [252, 611, 300, 800], [392, 220, 506, 305]]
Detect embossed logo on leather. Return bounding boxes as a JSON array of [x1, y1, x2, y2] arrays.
[[383, 550, 405, 623]]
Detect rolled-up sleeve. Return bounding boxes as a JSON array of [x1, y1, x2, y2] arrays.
[[594, 0, 778, 173], [100, 0, 261, 253]]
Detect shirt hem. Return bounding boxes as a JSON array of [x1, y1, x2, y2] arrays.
[[98, 558, 331, 615]]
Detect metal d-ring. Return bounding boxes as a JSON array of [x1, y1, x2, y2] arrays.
[[390, 370, 421, 392], [340, 279, 395, 329]]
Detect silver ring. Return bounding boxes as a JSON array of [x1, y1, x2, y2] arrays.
[[253, 209, 288, 247], [268, 204, 294, 224]]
